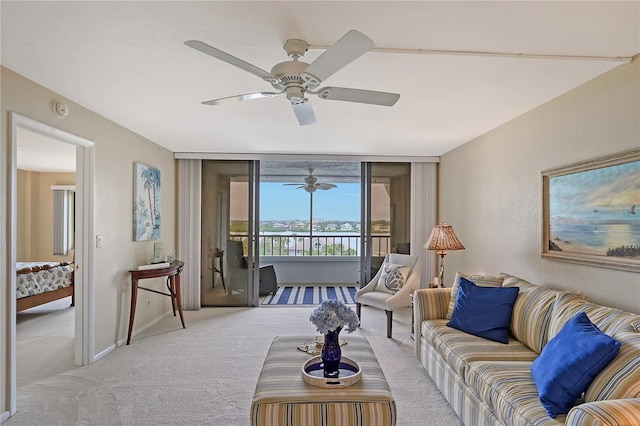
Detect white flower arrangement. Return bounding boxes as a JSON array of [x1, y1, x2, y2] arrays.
[[309, 299, 360, 335]]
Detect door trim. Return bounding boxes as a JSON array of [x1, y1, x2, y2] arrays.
[[8, 113, 95, 414], [360, 162, 372, 286]]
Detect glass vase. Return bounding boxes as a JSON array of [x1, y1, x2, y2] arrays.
[[321, 327, 342, 378]]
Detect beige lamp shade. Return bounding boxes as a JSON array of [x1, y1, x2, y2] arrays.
[[424, 223, 465, 254], [424, 223, 465, 287]]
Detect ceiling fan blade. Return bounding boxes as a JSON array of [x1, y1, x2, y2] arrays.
[[316, 183, 337, 190], [303, 30, 374, 83], [202, 92, 282, 106], [184, 40, 275, 81], [316, 87, 400, 106], [292, 102, 317, 126]]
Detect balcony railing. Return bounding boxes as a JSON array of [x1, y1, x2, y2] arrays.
[[229, 234, 391, 257]]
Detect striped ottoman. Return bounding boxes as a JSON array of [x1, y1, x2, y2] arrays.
[[251, 335, 396, 426]]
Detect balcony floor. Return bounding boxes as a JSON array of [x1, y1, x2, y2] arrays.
[[201, 281, 359, 307]]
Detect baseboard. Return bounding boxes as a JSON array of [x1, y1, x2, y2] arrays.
[[116, 309, 176, 347], [93, 343, 116, 362], [1, 410, 11, 423]]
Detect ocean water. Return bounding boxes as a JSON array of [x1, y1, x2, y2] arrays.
[[550, 223, 640, 251]]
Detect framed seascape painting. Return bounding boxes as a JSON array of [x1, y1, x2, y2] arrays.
[[133, 162, 161, 241], [542, 148, 640, 272]]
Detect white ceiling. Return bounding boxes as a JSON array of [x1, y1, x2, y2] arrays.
[[2, 1, 638, 160], [16, 127, 77, 173]]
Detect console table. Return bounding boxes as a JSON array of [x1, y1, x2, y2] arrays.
[[127, 260, 185, 345]]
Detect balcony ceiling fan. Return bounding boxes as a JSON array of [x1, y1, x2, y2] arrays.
[[284, 168, 337, 193], [184, 30, 400, 126]]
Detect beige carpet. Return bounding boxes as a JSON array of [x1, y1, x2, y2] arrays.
[[16, 297, 75, 389], [9, 302, 462, 426]]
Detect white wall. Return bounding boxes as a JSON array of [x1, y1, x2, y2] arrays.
[[1, 67, 177, 415], [439, 57, 639, 314], [261, 257, 361, 284]]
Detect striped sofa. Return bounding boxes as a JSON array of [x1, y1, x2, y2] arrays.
[[413, 272, 640, 425]]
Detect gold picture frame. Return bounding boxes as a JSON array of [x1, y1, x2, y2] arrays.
[[542, 148, 640, 273]]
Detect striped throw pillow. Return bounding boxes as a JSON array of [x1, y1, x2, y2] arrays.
[[510, 286, 563, 354], [549, 292, 640, 339], [585, 330, 640, 402]]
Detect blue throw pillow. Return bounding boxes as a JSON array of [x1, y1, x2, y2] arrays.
[[531, 312, 621, 418], [446, 277, 519, 344]]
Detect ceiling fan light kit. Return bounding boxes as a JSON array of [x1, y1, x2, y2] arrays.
[[284, 168, 337, 193], [184, 30, 400, 126]]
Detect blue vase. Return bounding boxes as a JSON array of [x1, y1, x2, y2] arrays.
[[322, 327, 342, 378]]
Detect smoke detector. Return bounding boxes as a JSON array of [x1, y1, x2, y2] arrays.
[[54, 101, 69, 118]]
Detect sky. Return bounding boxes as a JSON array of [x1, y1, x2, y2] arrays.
[[549, 160, 639, 222], [230, 182, 391, 221], [260, 183, 360, 221]]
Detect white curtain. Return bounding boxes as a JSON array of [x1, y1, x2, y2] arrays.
[[52, 189, 69, 255], [411, 162, 437, 289], [178, 159, 202, 310]]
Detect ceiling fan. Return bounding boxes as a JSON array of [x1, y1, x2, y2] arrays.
[[184, 30, 400, 126], [284, 168, 337, 193]]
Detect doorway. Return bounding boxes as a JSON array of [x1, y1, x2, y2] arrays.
[[200, 159, 259, 306], [197, 158, 413, 307], [8, 113, 95, 415], [361, 162, 412, 284], [15, 127, 76, 388]]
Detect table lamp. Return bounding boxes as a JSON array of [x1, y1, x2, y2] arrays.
[[424, 222, 465, 287]]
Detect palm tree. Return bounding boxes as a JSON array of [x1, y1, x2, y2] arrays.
[[140, 167, 161, 231]]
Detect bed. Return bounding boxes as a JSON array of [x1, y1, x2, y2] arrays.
[[16, 261, 75, 312]]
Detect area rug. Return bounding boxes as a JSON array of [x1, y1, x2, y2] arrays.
[[261, 285, 358, 305]]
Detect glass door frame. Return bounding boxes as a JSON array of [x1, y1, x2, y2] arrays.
[[359, 162, 372, 287], [247, 160, 260, 307]]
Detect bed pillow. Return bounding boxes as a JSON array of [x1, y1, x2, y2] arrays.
[[447, 277, 519, 344], [531, 312, 621, 418]]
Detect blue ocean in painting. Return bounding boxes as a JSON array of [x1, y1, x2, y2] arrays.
[[550, 223, 640, 252], [548, 159, 639, 255]]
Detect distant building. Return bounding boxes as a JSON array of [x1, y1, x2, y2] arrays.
[[288, 237, 346, 256]]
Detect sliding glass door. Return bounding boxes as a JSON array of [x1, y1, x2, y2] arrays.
[[360, 162, 412, 286], [200, 160, 260, 306], [201, 159, 410, 302]]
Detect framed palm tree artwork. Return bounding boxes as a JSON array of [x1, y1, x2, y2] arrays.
[[133, 162, 161, 241]]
